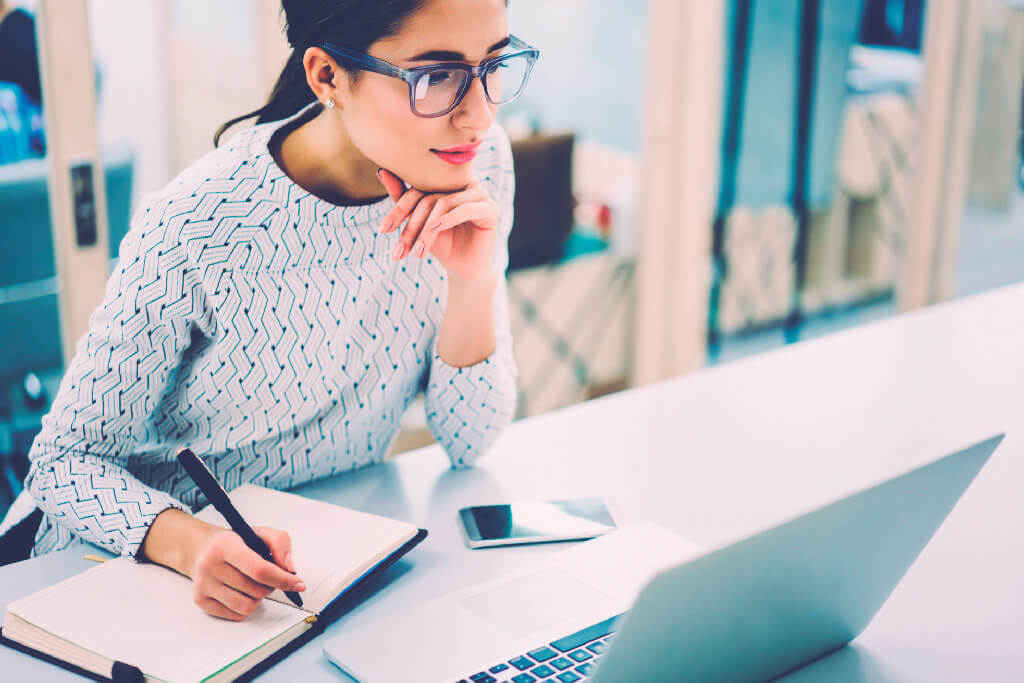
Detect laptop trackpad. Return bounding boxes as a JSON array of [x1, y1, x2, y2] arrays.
[[460, 567, 611, 640]]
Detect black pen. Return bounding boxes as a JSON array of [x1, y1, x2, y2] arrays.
[[176, 447, 304, 608]]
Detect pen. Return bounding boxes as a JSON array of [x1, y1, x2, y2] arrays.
[[176, 447, 304, 608]]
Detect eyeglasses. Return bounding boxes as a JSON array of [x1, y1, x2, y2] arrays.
[[318, 35, 540, 118]]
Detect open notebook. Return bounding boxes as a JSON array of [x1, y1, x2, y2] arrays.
[[1, 485, 426, 682]]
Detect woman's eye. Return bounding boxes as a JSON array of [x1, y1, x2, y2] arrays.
[[428, 71, 455, 86]]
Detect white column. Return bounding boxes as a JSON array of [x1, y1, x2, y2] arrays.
[[632, 0, 724, 385], [899, 0, 986, 310], [36, 0, 110, 364]]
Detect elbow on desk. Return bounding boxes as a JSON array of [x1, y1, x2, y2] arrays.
[[431, 378, 518, 469]]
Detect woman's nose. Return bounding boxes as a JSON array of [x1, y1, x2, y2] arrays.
[[452, 77, 494, 131]]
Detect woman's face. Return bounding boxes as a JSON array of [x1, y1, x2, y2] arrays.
[[332, 0, 509, 193]]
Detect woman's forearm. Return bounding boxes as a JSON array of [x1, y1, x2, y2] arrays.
[[437, 271, 498, 367]]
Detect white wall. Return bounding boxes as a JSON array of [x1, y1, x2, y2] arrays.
[[506, 0, 649, 153], [88, 0, 171, 203]]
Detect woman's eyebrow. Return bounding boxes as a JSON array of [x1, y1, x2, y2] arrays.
[[408, 36, 511, 62]]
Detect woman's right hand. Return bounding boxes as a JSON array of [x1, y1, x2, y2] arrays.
[[140, 508, 306, 621], [189, 525, 307, 621]]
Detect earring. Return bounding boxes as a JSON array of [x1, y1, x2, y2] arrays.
[[324, 98, 335, 109]]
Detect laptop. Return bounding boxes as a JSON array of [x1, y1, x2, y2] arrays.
[[323, 434, 1003, 682]]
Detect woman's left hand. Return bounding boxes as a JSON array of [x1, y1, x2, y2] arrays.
[[377, 169, 500, 285]]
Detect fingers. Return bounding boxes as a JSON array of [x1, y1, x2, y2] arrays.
[[396, 194, 439, 260], [375, 172, 498, 260], [254, 526, 296, 573], [214, 561, 275, 601], [195, 594, 247, 622], [379, 184, 425, 235], [223, 535, 306, 594], [408, 183, 491, 258], [190, 527, 306, 621], [208, 582, 262, 619], [421, 184, 486, 231], [414, 200, 499, 257], [377, 168, 405, 203], [192, 553, 262, 621]]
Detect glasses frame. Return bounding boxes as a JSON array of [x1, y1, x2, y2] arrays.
[[318, 35, 540, 118]]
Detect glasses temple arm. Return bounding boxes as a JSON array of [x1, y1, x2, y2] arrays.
[[319, 43, 408, 80]]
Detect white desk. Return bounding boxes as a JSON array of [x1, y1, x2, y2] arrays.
[[3, 283, 1023, 681]]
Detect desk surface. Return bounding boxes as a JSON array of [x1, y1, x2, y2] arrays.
[[3, 283, 1023, 682]]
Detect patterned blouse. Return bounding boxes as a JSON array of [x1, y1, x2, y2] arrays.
[[4, 103, 518, 559]]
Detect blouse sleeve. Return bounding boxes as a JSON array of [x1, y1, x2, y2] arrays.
[[424, 125, 519, 467], [24, 195, 204, 559]]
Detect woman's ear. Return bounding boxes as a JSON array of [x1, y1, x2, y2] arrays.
[[302, 47, 344, 107]]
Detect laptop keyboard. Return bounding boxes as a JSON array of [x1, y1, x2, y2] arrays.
[[454, 614, 623, 683]]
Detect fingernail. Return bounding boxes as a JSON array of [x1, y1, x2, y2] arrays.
[[412, 241, 425, 258], [295, 581, 307, 592], [379, 218, 391, 234], [425, 220, 440, 231], [286, 552, 296, 572], [376, 168, 383, 181], [392, 242, 405, 260]]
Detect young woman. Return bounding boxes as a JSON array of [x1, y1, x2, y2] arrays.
[[0, 0, 537, 621]]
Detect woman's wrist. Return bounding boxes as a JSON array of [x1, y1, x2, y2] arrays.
[[139, 508, 221, 577], [438, 270, 498, 367], [446, 268, 498, 299]]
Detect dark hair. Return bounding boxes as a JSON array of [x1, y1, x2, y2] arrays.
[[214, 0, 427, 147]]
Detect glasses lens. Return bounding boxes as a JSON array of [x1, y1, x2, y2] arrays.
[[412, 68, 469, 115], [483, 54, 532, 104]]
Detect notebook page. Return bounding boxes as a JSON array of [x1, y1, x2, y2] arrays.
[[7, 557, 308, 682], [195, 485, 418, 613]]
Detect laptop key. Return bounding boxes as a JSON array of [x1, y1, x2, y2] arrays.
[[568, 649, 592, 662], [527, 646, 558, 662], [490, 663, 510, 673], [586, 641, 606, 654], [557, 673, 581, 683], [470, 674, 497, 683], [550, 615, 624, 653], [575, 662, 595, 677], [531, 664, 555, 677], [510, 656, 534, 671], [512, 674, 536, 683], [550, 657, 573, 671]]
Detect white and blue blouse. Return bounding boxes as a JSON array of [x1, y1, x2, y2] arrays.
[[3, 103, 518, 559]]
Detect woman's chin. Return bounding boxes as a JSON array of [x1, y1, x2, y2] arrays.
[[410, 163, 475, 194]]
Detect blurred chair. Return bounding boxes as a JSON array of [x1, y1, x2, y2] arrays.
[[0, 142, 133, 503], [507, 133, 575, 271]]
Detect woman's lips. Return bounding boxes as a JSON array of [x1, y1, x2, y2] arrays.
[[432, 143, 481, 165]]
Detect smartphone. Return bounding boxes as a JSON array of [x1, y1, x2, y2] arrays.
[[458, 497, 618, 548]]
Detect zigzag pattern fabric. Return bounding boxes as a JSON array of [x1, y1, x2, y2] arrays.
[[18, 103, 518, 559]]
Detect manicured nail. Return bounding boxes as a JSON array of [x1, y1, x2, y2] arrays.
[[285, 553, 296, 572], [425, 220, 441, 231], [412, 241, 425, 258], [295, 581, 307, 592], [392, 242, 405, 260], [379, 217, 391, 234]]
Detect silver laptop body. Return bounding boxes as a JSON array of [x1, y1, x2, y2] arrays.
[[324, 434, 1002, 682]]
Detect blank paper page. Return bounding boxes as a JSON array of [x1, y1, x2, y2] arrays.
[[7, 558, 307, 682]]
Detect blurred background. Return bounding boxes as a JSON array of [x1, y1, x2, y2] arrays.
[[2, 0, 1022, 518]]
